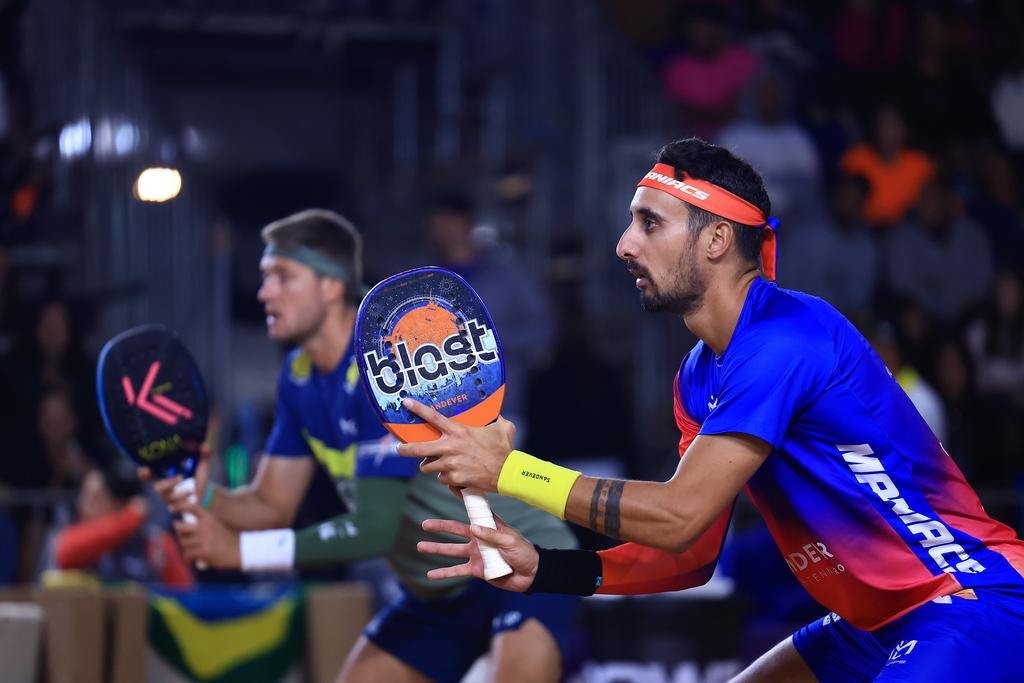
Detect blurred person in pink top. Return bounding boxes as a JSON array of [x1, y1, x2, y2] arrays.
[[663, 5, 759, 138]]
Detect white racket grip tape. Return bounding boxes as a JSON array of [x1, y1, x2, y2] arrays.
[[462, 489, 513, 580], [173, 477, 208, 569]]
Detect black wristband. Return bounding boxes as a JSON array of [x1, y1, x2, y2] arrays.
[[525, 545, 602, 596]]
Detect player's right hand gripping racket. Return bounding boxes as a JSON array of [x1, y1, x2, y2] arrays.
[[355, 267, 513, 580], [96, 324, 209, 567]]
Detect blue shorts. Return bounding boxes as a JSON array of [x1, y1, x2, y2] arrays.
[[364, 580, 579, 682], [792, 587, 1024, 682]]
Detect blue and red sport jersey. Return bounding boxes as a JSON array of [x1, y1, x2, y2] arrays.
[[672, 277, 1024, 631]]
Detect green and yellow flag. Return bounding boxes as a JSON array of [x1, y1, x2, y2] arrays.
[[148, 584, 304, 683]]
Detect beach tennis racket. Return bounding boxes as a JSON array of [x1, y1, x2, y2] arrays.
[[97, 324, 209, 567], [355, 266, 513, 579]]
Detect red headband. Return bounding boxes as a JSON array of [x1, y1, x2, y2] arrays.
[[637, 163, 778, 281]]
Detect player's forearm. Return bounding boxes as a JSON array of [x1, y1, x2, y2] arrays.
[[207, 485, 295, 531], [239, 477, 409, 571], [525, 509, 731, 597], [563, 477, 704, 552], [496, 450, 710, 553], [293, 477, 408, 566]]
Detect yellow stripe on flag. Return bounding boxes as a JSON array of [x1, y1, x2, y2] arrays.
[[151, 595, 294, 679]]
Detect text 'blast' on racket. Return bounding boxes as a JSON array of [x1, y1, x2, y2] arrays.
[[355, 267, 513, 580]]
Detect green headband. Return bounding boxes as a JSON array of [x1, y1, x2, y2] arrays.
[[264, 243, 353, 281], [263, 243, 367, 297]]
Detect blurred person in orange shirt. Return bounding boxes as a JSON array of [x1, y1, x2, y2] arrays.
[[840, 103, 935, 228], [40, 464, 192, 588]]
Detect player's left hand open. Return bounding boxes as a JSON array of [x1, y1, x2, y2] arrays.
[[416, 515, 538, 592], [396, 398, 515, 493], [173, 502, 241, 570]]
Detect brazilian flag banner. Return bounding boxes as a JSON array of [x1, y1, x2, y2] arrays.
[[148, 583, 305, 683]]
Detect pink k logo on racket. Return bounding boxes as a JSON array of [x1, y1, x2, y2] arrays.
[[97, 324, 208, 477], [121, 361, 194, 425]]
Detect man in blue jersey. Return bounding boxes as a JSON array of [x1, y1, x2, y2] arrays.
[[145, 210, 578, 683], [398, 138, 1024, 682]]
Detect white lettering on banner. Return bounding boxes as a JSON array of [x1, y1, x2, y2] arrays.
[[837, 444, 985, 575], [582, 660, 742, 683], [643, 172, 712, 201]]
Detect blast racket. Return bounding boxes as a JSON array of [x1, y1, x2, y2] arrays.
[[355, 267, 513, 580]]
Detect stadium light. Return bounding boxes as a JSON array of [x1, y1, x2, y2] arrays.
[[133, 167, 182, 202], [58, 118, 92, 159]]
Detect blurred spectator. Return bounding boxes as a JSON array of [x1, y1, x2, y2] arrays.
[[893, 7, 995, 150], [885, 177, 993, 323], [741, 0, 823, 76], [0, 384, 90, 492], [832, 0, 909, 74], [663, 5, 760, 138], [966, 271, 1024, 408], [799, 93, 856, 186], [840, 103, 936, 228], [36, 387, 90, 490], [872, 324, 946, 443], [931, 339, 1002, 483], [0, 298, 101, 466], [425, 194, 554, 443], [716, 69, 822, 219], [778, 174, 877, 319], [991, 47, 1024, 153], [967, 150, 1024, 272], [892, 300, 939, 384], [40, 465, 193, 587]]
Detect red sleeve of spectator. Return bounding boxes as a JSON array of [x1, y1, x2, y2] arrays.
[[54, 506, 146, 570], [149, 531, 194, 589]]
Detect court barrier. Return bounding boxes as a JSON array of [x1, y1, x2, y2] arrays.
[[0, 582, 372, 683], [0, 602, 44, 683]]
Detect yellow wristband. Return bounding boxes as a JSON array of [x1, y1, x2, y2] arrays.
[[497, 450, 581, 520]]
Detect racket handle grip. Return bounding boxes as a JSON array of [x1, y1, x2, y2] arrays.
[[462, 489, 513, 580], [174, 477, 208, 570]]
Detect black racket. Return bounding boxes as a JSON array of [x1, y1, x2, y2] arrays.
[[97, 324, 209, 566]]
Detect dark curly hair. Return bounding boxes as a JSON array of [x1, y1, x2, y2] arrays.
[[655, 138, 771, 269]]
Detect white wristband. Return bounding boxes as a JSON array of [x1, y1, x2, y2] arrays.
[[240, 529, 296, 572]]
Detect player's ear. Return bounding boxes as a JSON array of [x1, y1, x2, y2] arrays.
[[704, 220, 734, 262], [320, 276, 345, 303]]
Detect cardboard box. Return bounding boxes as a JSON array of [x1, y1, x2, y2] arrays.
[[305, 583, 373, 683], [35, 587, 106, 683], [107, 587, 149, 683], [0, 602, 45, 683]]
